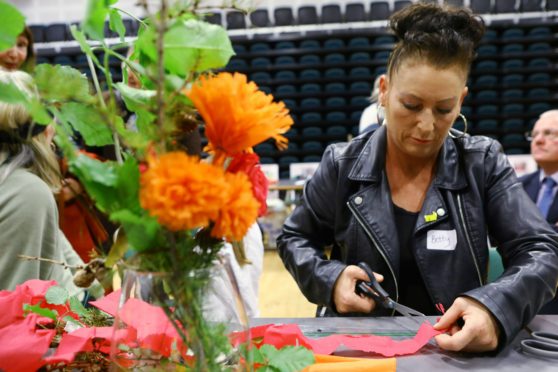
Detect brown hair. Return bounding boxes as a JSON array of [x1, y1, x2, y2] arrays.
[[19, 26, 36, 73], [387, 3, 485, 78]]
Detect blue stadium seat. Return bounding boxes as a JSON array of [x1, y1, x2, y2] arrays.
[[284, 128, 298, 140], [303, 155, 322, 162], [301, 98, 321, 108], [326, 97, 347, 108], [326, 111, 348, 122], [529, 103, 551, 115], [502, 43, 524, 54], [521, 0, 544, 12], [373, 35, 395, 45], [351, 96, 370, 107], [502, 74, 524, 86], [302, 141, 324, 153], [325, 68, 346, 78], [250, 72, 271, 84], [501, 28, 524, 39], [476, 90, 498, 100], [477, 44, 498, 56], [300, 40, 320, 50], [299, 54, 320, 65], [274, 8, 295, 26], [259, 85, 272, 94], [254, 143, 275, 154], [324, 38, 345, 49], [301, 112, 322, 124], [226, 11, 246, 29], [528, 58, 551, 68], [475, 75, 498, 87], [278, 155, 300, 167], [302, 126, 323, 136], [275, 70, 296, 81], [29, 25, 45, 43], [275, 41, 296, 50], [348, 37, 370, 48], [477, 105, 499, 115], [300, 83, 321, 93], [470, 0, 493, 13], [349, 67, 372, 78], [275, 56, 295, 66], [277, 85, 297, 94], [227, 59, 247, 70], [350, 82, 371, 93], [349, 52, 371, 62], [251, 57, 271, 68], [502, 104, 525, 115], [249, 42, 270, 52], [370, 2, 390, 21], [527, 42, 551, 52], [476, 120, 498, 131], [502, 59, 524, 69], [374, 50, 391, 62], [502, 89, 524, 99], [527, 88, 550, 99], [53, 55, 74, 65], [285, 142, 300, 153], [527, 73, 550, 83], [394, 1, 413, 12], [324, 53, 346, 64], [500, 134, 525, 147], [205, 12, 222, 26], [260, 157, 275, 164], [322, 4, 342, 23], [476, 60, 498, 70], [45, 23, 69, 42], [298, 6, 319, 25], [282, 99, 297, 109], [325, 83, 346, 93], [502, 119, 524, 131], [527, 26, 551, 38], [250, 9, 271, 27], [300, 69, 321, 79], [326, 126, 348, 137]]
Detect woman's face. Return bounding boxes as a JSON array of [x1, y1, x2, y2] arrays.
[[380, 60, 468, 160], [0, 35, 29, 71]]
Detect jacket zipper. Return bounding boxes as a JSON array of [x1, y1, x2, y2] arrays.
[[347, 200, 397, 316], [456, 193, 484, 286]]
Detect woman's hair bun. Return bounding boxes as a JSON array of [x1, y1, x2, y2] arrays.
[[390, 3, 484, 49]]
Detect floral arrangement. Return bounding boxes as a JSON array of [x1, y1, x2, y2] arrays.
[[0, 0, 309, 370]]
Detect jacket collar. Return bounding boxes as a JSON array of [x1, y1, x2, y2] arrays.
[[348, 125, 468, 190]]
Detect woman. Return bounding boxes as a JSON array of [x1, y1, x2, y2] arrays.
[[0, 26, 35, 72], [278, 3, 558, 353], [0, 69, 83, 295]]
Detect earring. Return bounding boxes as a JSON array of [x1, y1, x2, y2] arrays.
[[376, 104, 385, 126], [449, 113, 468, 139]]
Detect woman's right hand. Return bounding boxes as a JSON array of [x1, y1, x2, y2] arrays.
[[332, 265, 384, 314]]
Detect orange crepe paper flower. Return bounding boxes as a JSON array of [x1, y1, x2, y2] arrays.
[[211, 172, 260, 241], [187, 72, 294, 164], [140, 151, 227, 231]]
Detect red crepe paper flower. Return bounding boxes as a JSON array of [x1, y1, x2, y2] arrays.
[[227, 153, 269, 217]]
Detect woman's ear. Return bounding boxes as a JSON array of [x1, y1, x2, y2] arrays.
[[459, 86, 468, 105], [378, 74, 388, 106]]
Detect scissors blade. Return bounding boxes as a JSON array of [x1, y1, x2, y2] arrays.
[[391, 301, 425, 317]]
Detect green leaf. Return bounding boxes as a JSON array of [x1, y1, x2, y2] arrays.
[[136, 19, 234, 78], [69, 296, 88, 317], [34, 64, 94, 104], [0, 80, 28, 104], [115, 82, 156, 112], [109, 8, 126, 42], [166, 19, 234, 76], [69, 25, 101, 66], [0, 1, 25, 51], [57, 102, 114, 146], [266, 346, 315, 372], [23, 303, 58, 321], [110, 209, 162, 252], [45, 286, 70, 305], [82, 0, 110, 41]]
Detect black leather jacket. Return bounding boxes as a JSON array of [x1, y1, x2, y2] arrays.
[[278, 125, 558, 346]]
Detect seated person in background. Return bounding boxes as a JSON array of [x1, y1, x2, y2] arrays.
[[0, 25, 35, 72], [278, 3, 558, 353], [519, 109, 558, 314], [358, 74, 383, 134], [0, 69, 84, 295]]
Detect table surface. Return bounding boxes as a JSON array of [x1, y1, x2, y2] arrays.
[[250, 316, 558, 371]]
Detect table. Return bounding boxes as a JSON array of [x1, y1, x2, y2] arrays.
[[251, 316, 558, 371]]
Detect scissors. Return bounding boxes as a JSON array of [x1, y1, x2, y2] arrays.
[[354, 262, 425, 317], [521, 331, 558, 359]]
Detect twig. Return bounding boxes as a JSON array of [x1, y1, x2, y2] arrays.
[[17, 255, 84, 270], [156, 0, 168, 145]]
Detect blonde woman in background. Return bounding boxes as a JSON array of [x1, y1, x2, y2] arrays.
[[0, 69, 84, 294]]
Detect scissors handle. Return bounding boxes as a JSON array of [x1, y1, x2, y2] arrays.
[[355, 262, 391, 308]]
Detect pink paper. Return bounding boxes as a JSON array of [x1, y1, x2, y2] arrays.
[[0, 314, 55, 372], [0, 279, 57, 328], [89, 289, 121, 316], [255, 322, 442, 357]]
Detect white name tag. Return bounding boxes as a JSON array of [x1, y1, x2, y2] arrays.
[[426, 230, 457, 250]]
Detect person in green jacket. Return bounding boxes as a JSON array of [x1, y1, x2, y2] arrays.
[[0, 69, 83, 295]]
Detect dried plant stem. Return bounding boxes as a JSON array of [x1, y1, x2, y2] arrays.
[[156, 0, 168, 145], [17, 255, 83, 270]]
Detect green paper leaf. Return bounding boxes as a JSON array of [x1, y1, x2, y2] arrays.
[[57, 102, 114, 146], [45, 286, 70, 305], [115, 82, 156, 112], [82, 0, 110, 41], [69, 296, 88, 317], [110, 209, 162, 252], [260, 345, 314, 372], [109, 8, 126, 41], [23, 303, 58, 321], [0, 1, 25, 51], [34, 64, 94, 104]]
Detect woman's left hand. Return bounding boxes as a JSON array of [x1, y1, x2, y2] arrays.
[[433, 296, 500, 352]]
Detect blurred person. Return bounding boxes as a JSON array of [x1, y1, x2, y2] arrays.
[[278, 3, 558, 353], [358, 74, 384, 134], [0, 69, 83, 294], [519, 109, 558, 314], [0, 26, 35, 72]]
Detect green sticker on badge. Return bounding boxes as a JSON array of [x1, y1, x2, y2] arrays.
[[424, 211, 438, 222]]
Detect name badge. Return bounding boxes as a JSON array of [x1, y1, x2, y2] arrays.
[[427, 230, 457, 251]]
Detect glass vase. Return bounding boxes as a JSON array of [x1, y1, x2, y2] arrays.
[[110, 255, 250, 371]]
